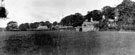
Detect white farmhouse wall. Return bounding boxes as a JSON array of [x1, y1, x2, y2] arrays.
[[82, 25, 94, 32], [37, 26, 48, 30]]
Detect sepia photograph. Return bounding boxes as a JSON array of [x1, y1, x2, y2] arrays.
[[0, 0, 135, 55]]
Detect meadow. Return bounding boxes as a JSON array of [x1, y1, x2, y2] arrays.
[[0, 31, 135, 55]]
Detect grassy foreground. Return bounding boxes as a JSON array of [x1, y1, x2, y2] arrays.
[[0, 31, 135, 55]]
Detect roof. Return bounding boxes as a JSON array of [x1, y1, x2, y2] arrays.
[[108, 19, 114, 22], [56, 25, 73, 29], [83, 21, 99, 25], [37, 26, 48, 29]]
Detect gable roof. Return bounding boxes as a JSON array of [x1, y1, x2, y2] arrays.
[[37, 26, 48, 29]]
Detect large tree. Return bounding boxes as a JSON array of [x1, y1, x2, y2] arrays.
[[102, 6, 116, 20], [90, 10, 103, 21], [6, 21, 18, 30], [19, 23, 30, 31], [0, 0, 8, 18], [0, 7, 8, 18], [85, 10, 103, 21], [30, 22, 40, 29], [84, 11, 92, 21], [44, 21, 52, 28], [116, 0, 135, 30], [52, 21, 58, 26], [60, 13, 84, 27]]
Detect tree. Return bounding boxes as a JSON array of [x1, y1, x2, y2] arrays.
[[19, 23, 30, 31], [84, 11, 92, 21], [0, 7, 8, 18], [30, 22, 40, 29], [116, 0, 135, 30], [94, 6, 119, 31], [25, 23, 30, 29], [44, 21, 52, 28], [29, 21, 52, 29], [52, 21, 58, 26], [90, 10, 103, 21], [102, 6, 115, 19], [6, 21, 18, 30], [19, 24, 27, 31], [39, 21, 45, 26], [96, 19, 109, 31], [60, 13, 84, 27], [85, 10, 103, 22]]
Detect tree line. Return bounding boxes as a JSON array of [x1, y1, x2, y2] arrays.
[[60, 0, 135, 31], [6, 21, 59, 31], [5, 0, 135, 31]]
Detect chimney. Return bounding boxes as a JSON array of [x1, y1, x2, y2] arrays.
[[91, 18, 93, 22]]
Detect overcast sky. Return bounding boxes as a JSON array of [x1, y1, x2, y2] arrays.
[[0, 0, 129, 27]]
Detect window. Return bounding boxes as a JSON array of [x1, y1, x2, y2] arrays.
[[84, 24, 87, 27]]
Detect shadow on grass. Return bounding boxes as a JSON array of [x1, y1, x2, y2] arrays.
[[2, 33, 59, 55], [2, 31, 101, 55]]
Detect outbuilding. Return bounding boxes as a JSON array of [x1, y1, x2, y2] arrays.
[[37, 25, 49, 30]]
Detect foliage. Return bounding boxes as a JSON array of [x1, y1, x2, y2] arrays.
[[30, 22, 40, 29], [85, 10, 103, 21], [60, 13, 84, 27], [0, 7, 8, 18], [90, 10, 103, 21], [18, 21, 52, 31], [95, 0, 135, 31], [52, 21, 58, 26], [102, 6, 115, 19], [44, 21, 52, 28], [6, 21, 18, 31], [116, 0, 135, 30], [19, 23, 30, 31], [84, 11, 92, 21], [96, 19, 109, 31]]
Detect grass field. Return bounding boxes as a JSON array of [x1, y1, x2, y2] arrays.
[[0, 31, 135, 55]]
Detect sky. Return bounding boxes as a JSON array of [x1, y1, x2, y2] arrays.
[[0, 0, 131, 27]]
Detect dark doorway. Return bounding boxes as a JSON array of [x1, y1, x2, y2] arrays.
[[79, 28, 82, 32]]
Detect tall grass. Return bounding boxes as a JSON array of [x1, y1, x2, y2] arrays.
[[2, 31, 135, 55], [2, 31, 112, 55], [3, 32, 60, 55]]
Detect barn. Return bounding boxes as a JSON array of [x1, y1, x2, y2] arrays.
[[37, 25, 49, 30]]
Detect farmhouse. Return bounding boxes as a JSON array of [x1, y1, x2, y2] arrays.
[[82, 21, 99, 32], [76, 19, 99, 32]]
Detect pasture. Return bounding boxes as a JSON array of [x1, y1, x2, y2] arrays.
[[0, 31, 135, 55]]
